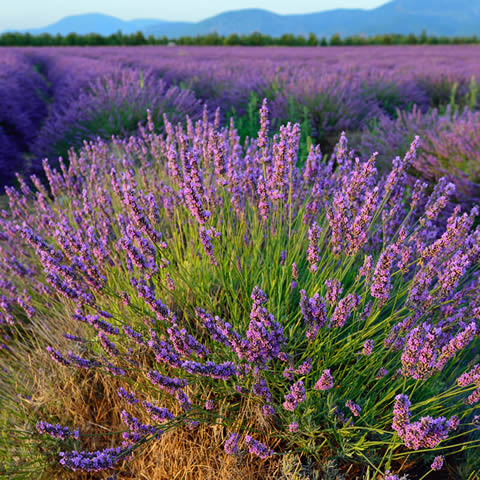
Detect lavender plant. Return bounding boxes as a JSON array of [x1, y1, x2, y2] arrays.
[[0, 100, 479, 479], [359, 105, 480, 205]]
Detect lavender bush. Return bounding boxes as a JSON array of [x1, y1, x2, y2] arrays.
[[0, 50, 48, 185], [359, 105, 480, 204], [0, 100, 479, 479], [29, 67, 202, 170]]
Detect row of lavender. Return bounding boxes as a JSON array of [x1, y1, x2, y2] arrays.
[[0, 49, 203, 186], [2, 46, 480, 196], [70, 46, 480, 200], [0, 47, 479, 171], [0, 50, 49, 185], [1, 99, 479, 478]]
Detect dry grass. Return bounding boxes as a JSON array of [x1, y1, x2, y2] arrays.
[[0, 307, 294, 480], [28, 364, 290, 480]]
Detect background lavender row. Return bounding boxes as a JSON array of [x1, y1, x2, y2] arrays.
[[2, 46, 480, 197]]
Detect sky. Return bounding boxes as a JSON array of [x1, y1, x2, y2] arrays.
[[1, 0, 390, 31]]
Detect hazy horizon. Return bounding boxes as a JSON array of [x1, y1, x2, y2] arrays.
[[1, 0, 389, 32]]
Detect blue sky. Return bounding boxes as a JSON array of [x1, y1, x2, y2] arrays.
[[2, 0, 389, 31]]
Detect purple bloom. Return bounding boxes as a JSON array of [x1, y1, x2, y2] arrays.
[[330, 293, 361, 328], [224, 433, 240, 454], [168, 322, 209, 358], [199, 227, 220, 266], [245, 287, 285, 366], [392, 394, 411, 438], [288, 422, 299, 433], [307, 223, 321, 272], [252, 378, 272, 403], [300, 290, 327, 341], [325, 279, 343, 306], [98, 332, 120, 357], [345, 400, 361, 417], [362, 339, 374, 356], [117, 388, 138, 405], [36, 421, 79, 440], [263, 405, 276, 417], [403, 416, 453, 450], [121, 409, 159, 443], [257, 98, 270, 152], [142, 401, 174, 422], [283, 380, 306, 412], [370, 246, 396, 302], [245, 435, 274, 459], [59, 446, 124, 472], [392, 394, 456, 449], [175, 390, 192, 412], [376, 367, 388, 379], [384, 471, 400, 480], [314, 369, 334, 391], [457, 363, 480, 387], [431, 455, 444, 471], [63, 333, 84, 343], [294, 358, 313, 375], [46, 346, 70, 366], [68, 352, 99, 370], [146, 370, 187, 394]]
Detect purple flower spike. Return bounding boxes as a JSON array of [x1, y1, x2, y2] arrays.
[[245, 435, 274, 459], [431, 455, 444, 471], [362, 340, 374, 356], [314, 369, 334, 391], [345, 400, 362, 417], [36, 421, 79, 440], [288, 422, 299, 433], [224, 433, 240, 454], [307, 223, 321, 272], [46, 346, 70, 366], [59, 446, 124, 472], [283, 380, 306, 412], [117, 387, 138, 405], [392, 394, 411, 437]]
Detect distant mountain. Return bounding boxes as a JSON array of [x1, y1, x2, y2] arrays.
[[16, 13, 166, 36], [145, 0, 480, 38], [11, 1, 480, 38]]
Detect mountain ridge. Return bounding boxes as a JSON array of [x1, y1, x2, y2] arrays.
[[6, 1, 480, 38]]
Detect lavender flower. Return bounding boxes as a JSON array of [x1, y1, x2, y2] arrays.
[[46, 346, 70, 366], [325, 279, 343, 306], [245, 435, 274, 459], [288, 422, 299, 433], [59, 446, 124, 472], [300, 290, 327, 341], [117, 388, 138, 405], [36, 421, 79, 440], [224, 433, 240, 454], [98, 332, 120, 357], [142, 401, 174, 422], [345, 400, 362, 417], [314, 369, 334, 391], [146, 370, 187, 394], [283, 380, 306, 412], [362, 340, 374, 356], [371, 246, 395, 302], [431, 455, 444, 471], [392, 394, 412, 438], [263, 404, 276, 417], [330, 294, 361, 328], [307, 223, 321, 272]]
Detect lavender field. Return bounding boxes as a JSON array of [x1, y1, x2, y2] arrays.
[[1, 45, 480, 479]]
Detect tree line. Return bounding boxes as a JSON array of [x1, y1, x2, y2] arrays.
[[1, 30, 480, 47]]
